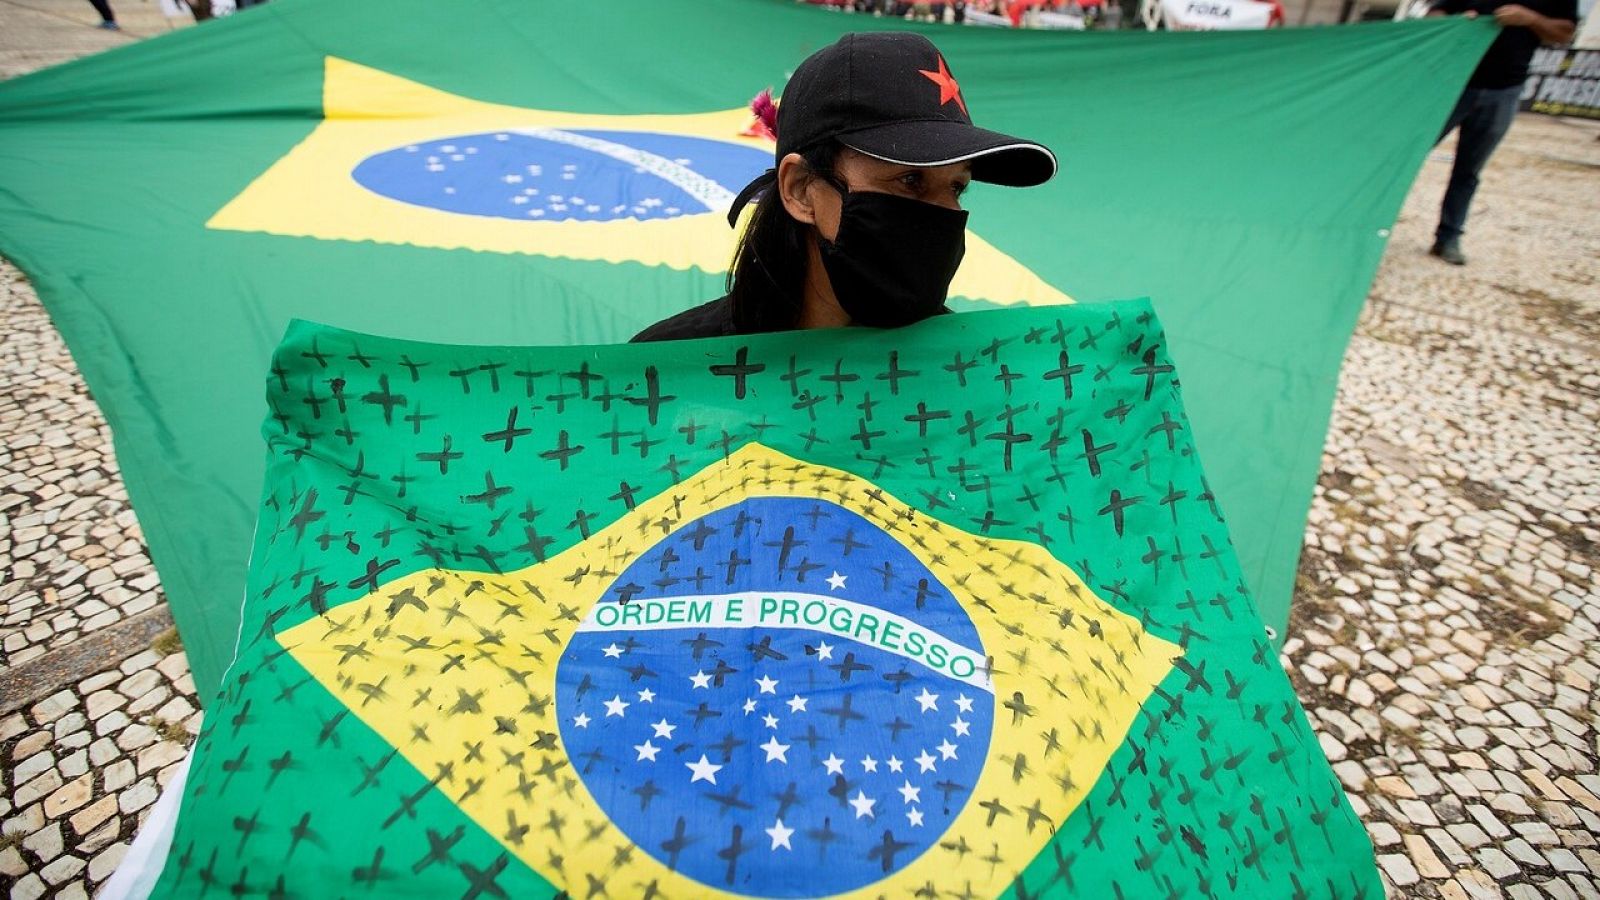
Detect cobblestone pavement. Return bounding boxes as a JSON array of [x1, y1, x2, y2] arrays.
[[0, 264, 168, 666], [1285, 116, 1600, 899], [0, 0, 186, 76], [2, 5, 1598, 896]]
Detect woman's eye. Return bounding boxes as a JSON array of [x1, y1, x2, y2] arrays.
[[899, 172, 925, 191], [953, 181, 969, 198]]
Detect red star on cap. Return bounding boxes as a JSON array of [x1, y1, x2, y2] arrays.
[[918, 55, 967, 117]]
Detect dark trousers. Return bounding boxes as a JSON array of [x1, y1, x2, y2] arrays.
[[1434, 84, 1522, 244], [87, 0, 114, 22]]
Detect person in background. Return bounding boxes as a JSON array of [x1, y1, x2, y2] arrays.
[[631, 32, 1057, 343], [1427, 0, 1576, 265]]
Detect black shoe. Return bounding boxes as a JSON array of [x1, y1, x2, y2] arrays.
[[1429, 240, 1466, 266]]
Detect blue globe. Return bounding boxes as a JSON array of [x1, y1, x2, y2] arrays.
[[555, 496, 994, 895], [351, 129, 771, 222]]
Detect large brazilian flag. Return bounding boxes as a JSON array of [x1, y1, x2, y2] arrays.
[[160, 301, 1378, 896], [0, 0, 1495, 696]]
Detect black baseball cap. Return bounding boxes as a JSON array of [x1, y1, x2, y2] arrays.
[[727, 31, 1058, 226]]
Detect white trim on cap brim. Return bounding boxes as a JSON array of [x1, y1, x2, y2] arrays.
[[841, 140, 1059, 181]]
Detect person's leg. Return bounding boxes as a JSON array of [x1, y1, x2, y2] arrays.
[[87, 0, 117, 26], [1435, 88, 1474, 146], [1429, 87, 1481, 261], [1435, 85, 1520, 253]]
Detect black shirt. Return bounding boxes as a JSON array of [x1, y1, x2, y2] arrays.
[[630, 295, 955, 343], [630, 296, 740, 343], [1438, 0, 1579, 88]]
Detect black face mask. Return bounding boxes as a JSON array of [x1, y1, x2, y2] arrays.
[[815, 187, 969, 328]]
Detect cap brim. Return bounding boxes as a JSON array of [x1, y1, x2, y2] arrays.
[[839, 119, 1058, 188]]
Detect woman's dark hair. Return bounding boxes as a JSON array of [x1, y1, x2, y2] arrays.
[[725, 141, 842, 333]]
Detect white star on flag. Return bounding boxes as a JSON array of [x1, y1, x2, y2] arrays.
[[762, 713, 779, 730], [634, 741, 660, 762], [759, 736, 791, 763], [765, 819, 795, 851], [742, 698, 758, 714], [686, 754, 722, 785], [937, 740, 959, 760], [637, 688, 655, 703], [814, 640, 834, 661], [955, 694, 975, 713], [887, 755, 904, 773], [602, 643, 623, 658], [603, 695, 630, 718], [786, 694, 808, 713], [651, 718, 676, 739], [690, 670, 712, 689], [907, 808, 925, 827], [849, 790, 876, 820], [822, 753, 846, 775], [915, 688, 939, 712], [951, 717, 971, 737], [756, 674, 779, 694], [573, 713, 591, 729], [914, 750, 937, 773], [897, 780, 921, 804], [826, 571, 847, 591], [861, 756, 879, 773]]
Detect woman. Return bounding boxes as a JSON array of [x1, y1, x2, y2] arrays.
[[632, 31, 1057, 343]]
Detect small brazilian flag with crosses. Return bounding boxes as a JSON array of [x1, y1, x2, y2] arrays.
[[155, 300, 1379, 898]]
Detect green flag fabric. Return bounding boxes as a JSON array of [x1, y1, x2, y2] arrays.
[[0, 0, 1497, 696], [156, 301, 1378, 897]]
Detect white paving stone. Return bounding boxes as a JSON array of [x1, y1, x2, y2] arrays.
[[87, 841, 129, 882]]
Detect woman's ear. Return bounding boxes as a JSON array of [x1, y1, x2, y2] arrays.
[[776, 152, 816, 225]]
